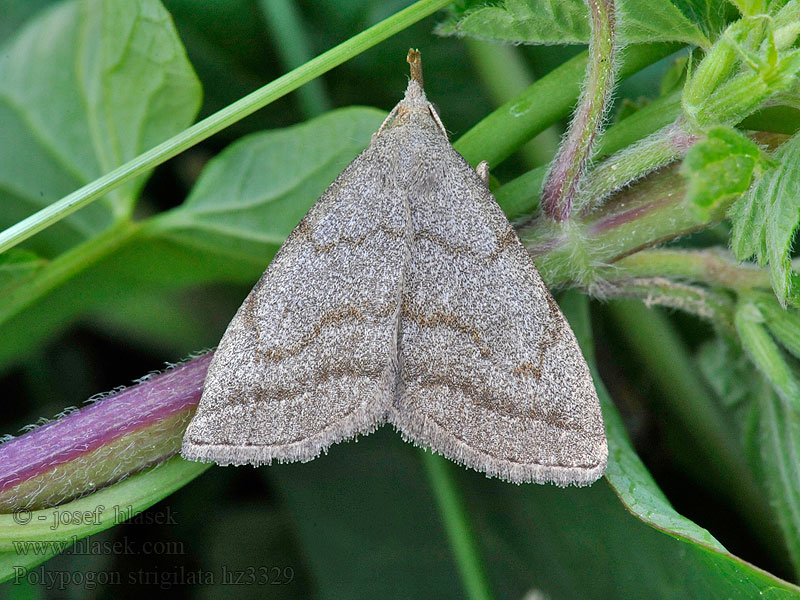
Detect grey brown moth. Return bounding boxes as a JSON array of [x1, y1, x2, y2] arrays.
[[182, 50, 608, 486]]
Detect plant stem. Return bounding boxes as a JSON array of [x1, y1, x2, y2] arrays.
[[580, 119, 697, 211], [523, 132, 788, 285], [465, 39, 560, 167], [455, 42, 680, 168], [0, 0, 452, 254], [541, 0, 618, 221], [600, 277, 736, 331], [420, 452, 494, 600], [0, 353, 212, 510], [611, 248, 772, 290], [496, 90, 684, 220], [259, 0, 332, 118], [0, 220, 140, 328], [525, 162, 726, 285]]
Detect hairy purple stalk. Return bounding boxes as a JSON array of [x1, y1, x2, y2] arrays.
[[0, 353, 212, 511], [541, 0, 618, 222]]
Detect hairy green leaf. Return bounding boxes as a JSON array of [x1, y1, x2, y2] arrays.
[[437, 0, 712, 47], [736, 300, 800, 409], [756, 294, 800, 359], [0, 0, 201, 256], [681, 126, 765, 219], [730, 133, 800, 305]]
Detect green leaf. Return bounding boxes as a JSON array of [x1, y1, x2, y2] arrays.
[[437, 0, 712, 47], [0, 0, 201, 256], [756, 293, 800, 358], [670, 0, 737, 36], [736, 300, 800, 408], [757, 383, 800, 576], [563, 293, 724, 548], [730, 132, 800, 305], [0, 250, 46, 296], [659, 55, 689, 97], [0, 108, 386, 368], [681, 126, 765, 220], [268, 429, 466, 598], [0, 457, 209, 583], [697, 336, 759, 407], [150, 107, 386, 264]]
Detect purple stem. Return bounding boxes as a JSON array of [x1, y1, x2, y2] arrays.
[[541, 0, 617, 221], [0, 353, 212, 506]]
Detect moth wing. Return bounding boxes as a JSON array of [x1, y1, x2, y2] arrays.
[[389, 139, 607, 486], [182, 142, 406, 466]]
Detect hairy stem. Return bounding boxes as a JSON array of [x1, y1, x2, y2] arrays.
[[610, 248, 772, 291], [0, 353, 212, 511], [600, 278, 736, 330], [541, 0, 618, 221], [496, 90, 684, 221], [524, 162, 723, 285], [456, 43, 680, 169], [579, 118, 697, 212]]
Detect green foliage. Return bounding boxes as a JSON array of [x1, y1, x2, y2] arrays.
[[730, 133, 800, 305], [0, 458, 209, 581], [0, 250, 45, 294], [734, 298, 800, 573], [3, 0, 800, 597], [681, 126, 767, 219], [0, 0, 201, 257], [152, 108, 386, 263], [437, 0, 717, 46]]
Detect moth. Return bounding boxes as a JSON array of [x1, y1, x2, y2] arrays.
[[182, 50, 607, 486]]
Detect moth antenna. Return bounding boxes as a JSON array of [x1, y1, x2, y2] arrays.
[[407, 48, 423, 87]]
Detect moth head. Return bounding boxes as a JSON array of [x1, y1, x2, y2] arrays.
[[401, 47, 430, 112]]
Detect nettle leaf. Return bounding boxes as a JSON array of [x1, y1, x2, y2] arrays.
[[150, 107, 387, 264], [0, 0, 201, 256], [730, 132, 800, 305], [770, 0, 795, 14], [681, 126, 766, 220], [756, 293, 800, 358], [670, 0, 736, 37], [437, 0, 712, 47]]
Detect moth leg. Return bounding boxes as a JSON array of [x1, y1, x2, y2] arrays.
[[476, 161, 490, 185]]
